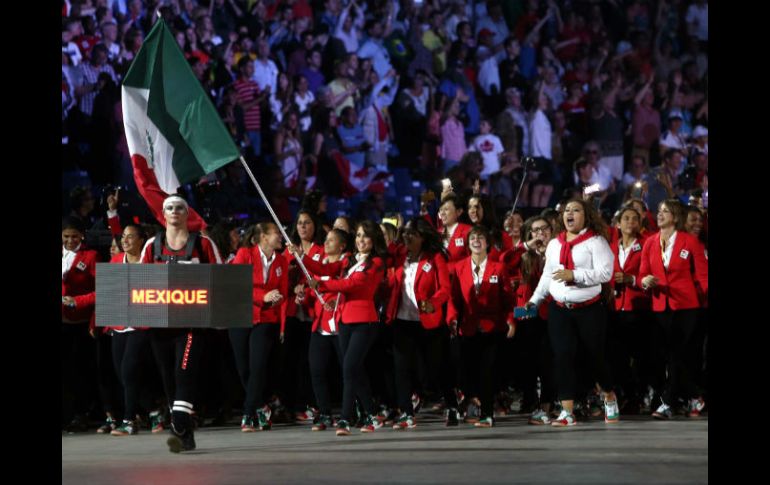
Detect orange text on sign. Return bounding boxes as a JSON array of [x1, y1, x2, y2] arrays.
[[131, 289, 208, 305]]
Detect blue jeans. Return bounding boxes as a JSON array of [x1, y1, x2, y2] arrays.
[[246, 130, 261, 157]]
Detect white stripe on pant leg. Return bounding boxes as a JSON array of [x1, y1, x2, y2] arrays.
[[173, 401, 194, 414]]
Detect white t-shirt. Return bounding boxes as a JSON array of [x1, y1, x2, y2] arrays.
[[252, 58, 279, 93], [294, 91, 315, 132], [529, 110, 552, 159], [470, 133, 504, 179]]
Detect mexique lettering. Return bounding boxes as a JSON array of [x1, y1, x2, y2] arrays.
[[132, 289, 208, 304]]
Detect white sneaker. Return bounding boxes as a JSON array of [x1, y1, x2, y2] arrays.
[[551, 409, 577, 427], [652, 403, 672, 420], [528, 409, 551, 425]]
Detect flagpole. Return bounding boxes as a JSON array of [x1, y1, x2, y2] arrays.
[[239, 156, 326, 304]]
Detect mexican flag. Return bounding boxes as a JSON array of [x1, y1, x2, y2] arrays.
[[121, 18, 239, 195]]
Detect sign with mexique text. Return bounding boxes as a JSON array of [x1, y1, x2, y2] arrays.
[[95, 264, 252, 328]]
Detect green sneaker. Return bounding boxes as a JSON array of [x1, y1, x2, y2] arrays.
[[474, 416, 494, 428], [604, 400, 620, 423], [111, 420, 137, 436], [256, 405, 272, 431], [97, 417, 116, 434]]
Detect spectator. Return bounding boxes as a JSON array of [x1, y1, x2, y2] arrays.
[[286, 30, 315, 78], [647, 148, 685, 209], [269, 72, 295, 132], [252, 38, 279, 94], [328, 58, 359, 116], [475, 0, 510, 48], [440, 97, 467, 174], [495, 87, 529, 157], [77, 44, 118, 119], [422, 11, 451, 77], [621, 155, 651, 193], [334, 0, 364, 54], [632, 75, 661, 166], [659, 109, 688, 161], [361, 70, 399, 170], [337, 106, 369, 170], [589, 82, 625, 183], [299, 48, 326, 95], [234, 57, 268, 158], [292, 74, 316, 134], [357, 18, 394, 79], [469, 118, 505, 181]]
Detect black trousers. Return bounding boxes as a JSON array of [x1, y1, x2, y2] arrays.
[[338, 322, 379, 421], [308, 332, 343, 415], [281, 317, 314, 413], [548, 301, 614, 401], [460, 332, 501, 418], [607, 310, 654, 402], [392, 320, 458, 415], [111, 330, 152, 420], [229, 324, 280, 414], [512, 316, 556, 408], [197, 329, 242, 419], [96, 332, 122, 417], [150, 328, 205, 428], [366, 323, 397, 409], [652, 309, 700, 404], [61, 322, 96, 424]]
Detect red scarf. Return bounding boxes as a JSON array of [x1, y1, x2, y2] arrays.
[[557, 230, 595, 270]]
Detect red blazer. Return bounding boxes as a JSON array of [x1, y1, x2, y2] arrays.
[[447, 256, 515, 336], [385, 252, 451, 329], [62, 247, 99, 323], [444, 223, 472, 264], [303, 253, 351, 334], [610, 237, 651, 312], [639, 231, 708, 312], [304, 254, 385, 324], [232, 246, 289, 332], [284, 243, 325, 318]]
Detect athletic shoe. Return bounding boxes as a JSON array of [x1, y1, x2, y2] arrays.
[[687, 397, 706, 418], [528, 409, 551, 425], [604, 399, 620, 424], [241, 415, 256, 432], [551, 410, 577, 427], [474, 416, 493, 428], [445, 407, 460, 427], [296, 406, 317, 423], [167, 426, 195, 453], [652, 403, 672, 420], [360, 415, 383, 433], [149, 411, 165, 433], [111, 420, 137, 436], [256, 405, 272, 431], [97, 417, 116, 434], [312, 414, 333, 431], [392, 413, 416, 430], [411, 393, 422, 414], [335, 419, 351, 436]]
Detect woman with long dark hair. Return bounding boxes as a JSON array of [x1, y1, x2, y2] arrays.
[[291, 220, 388, 436], [523, 199, 618, 427], [385, 218, 461, 428], [297, 228, 351, 431], [283, 209, 327, 423], [229, 222, 288, 433], [639, 199, 708, 419], [512, 216, 557, 425]]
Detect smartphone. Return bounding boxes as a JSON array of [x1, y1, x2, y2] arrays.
[[441, 178, 452, 192], [514, 306, 538, 319]]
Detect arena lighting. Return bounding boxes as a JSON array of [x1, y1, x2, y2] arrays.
[[131, 289, 208, 305]]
